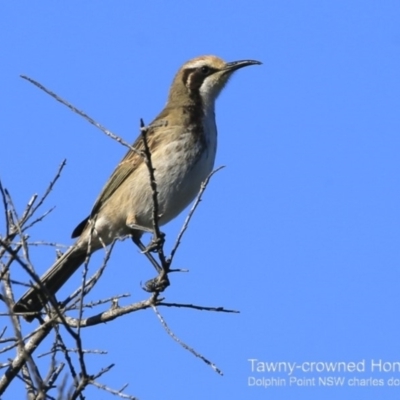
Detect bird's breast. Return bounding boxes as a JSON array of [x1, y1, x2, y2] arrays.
[[155, 113, 217, 224], [126, 111, 216, 228]]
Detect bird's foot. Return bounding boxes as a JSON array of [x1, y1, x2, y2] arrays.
[[143, 271, 170, 293], [142, 232, 165, 253]]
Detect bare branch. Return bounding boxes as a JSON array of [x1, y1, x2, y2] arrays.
[[20, 76, 141, 156], [140, 121, 167, 266], [169, 166, 225, 264], [91, 380, 138, 400], [0, 180, 10, 235], [159, 302, 239, 313], [152, 305, 223, 376], [0, 319, 54, 394]]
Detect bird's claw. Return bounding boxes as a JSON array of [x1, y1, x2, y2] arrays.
[[142, 232, 166, 253], [143, 273, 170, 293]]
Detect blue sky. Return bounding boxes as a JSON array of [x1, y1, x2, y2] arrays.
[[1, 1, 400, 399]]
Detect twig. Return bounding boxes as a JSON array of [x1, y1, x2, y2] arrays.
[[91, 380, 137, 400], [51, 324, 80, 396], [169, 166, 224, 264], [22, 206, 56, 233], [0, 243, 22, 282], [0, 319, 54, 395], [0, 327, 8, 340], [79, 293, 130, 309], [59, 297, 156, 327], [0, 180, 9, 235], [140, 120, 168, 268], [39, 348, 107, 358], [159, 302, 239, 313], [151, 305, 223, 376], [45, 362, 64, 392], [25, 160, 66, 222], [61, 241, 115, 308], [20, 76, 141, 156]]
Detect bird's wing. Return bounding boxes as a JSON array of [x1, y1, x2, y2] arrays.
[[89, 117, 167, 218]]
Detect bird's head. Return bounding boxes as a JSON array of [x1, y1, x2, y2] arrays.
[[168, 55, 261, 109]]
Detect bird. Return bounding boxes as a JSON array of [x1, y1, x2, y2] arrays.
[[13, 55, 261, 321]]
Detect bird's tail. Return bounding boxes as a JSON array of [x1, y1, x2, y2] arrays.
[[13, 246, 88, 321]]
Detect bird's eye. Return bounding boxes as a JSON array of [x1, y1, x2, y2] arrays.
[[201, 66, 210, 74]]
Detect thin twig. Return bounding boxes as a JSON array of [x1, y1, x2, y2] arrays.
[[51, 324, 80, 395], [0, 180, 10, 236], [22, 206, 56, 233], [0, 319, 54, 394], [62, 241, 115, 308], [20, 76, 141, 156], [0, 243, 22, 282], [19, 194, 38, 229], [159, 302, 239, 313], [140, 120, 168, 268], [169, 166, 224, 264], [91, 380, 137, 400], [151, 305, 223, 376], [39, 348, 107, 358], [0, 327, 9, 341], [17, 160, 66, 231], [80, 293, 130, 309], [45, 362, 64, 392]]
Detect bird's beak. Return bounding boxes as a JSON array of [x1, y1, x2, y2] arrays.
[[224, 59, 262, 73]]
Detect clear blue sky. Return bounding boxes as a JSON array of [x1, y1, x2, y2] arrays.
[[1, 1, 400, 399]]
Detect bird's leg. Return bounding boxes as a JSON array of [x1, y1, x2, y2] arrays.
[[144, 231, 166, 253], [132, 234, 169, 293], [131, 236, 170, 292], [127, 219, 165, 253], [131, 236, 161, 273]]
